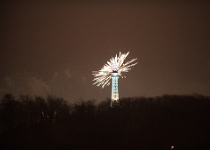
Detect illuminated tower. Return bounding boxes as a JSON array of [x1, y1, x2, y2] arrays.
[[92, 51, 137, 108], [111, 71, 119, 107]]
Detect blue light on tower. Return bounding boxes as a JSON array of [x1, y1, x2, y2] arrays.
[[111, 71, 119, 107]]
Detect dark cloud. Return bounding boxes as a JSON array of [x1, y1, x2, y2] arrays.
[[2, 73, 49, 97]]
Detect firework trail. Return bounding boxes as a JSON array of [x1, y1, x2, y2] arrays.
[[92, 52, 137, 88]]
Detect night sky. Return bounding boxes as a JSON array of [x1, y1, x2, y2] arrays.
[[1, 1, 209, 103]]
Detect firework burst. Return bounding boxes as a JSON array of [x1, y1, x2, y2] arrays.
[[92, 52, 137, 88]]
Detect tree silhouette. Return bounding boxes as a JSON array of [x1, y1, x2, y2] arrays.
[[0, 93, 210, 150]]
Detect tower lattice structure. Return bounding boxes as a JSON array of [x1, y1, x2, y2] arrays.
[[111, 71, 119, 107]]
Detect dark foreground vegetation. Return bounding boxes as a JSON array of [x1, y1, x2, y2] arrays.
[[0, 94, 210, 150]]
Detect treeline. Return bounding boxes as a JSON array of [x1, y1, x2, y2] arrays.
[[0, 94, 210, 150]]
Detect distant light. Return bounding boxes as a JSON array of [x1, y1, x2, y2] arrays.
[[171, 146, 174, 149]]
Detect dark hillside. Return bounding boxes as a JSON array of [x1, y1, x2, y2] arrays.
[[0, 94, 210, 150]]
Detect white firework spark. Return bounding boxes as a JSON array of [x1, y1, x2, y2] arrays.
[[92, 52, 138, 88]]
